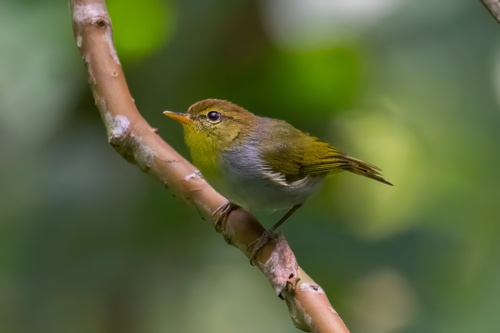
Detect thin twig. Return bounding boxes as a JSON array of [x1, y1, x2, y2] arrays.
[[68, 1, 349, 332], [481, 0, 500, 23]]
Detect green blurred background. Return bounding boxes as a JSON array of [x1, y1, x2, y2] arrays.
[[1, 0, 500, 332]]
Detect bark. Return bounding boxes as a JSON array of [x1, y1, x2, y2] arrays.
[[482, 0, 500, 22]]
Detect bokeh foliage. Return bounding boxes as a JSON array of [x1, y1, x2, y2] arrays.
[[1, 0, 500, 332]]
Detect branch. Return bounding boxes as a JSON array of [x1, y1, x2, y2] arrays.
[[481, 0, 500, 23], [69, 1, 350, 332]]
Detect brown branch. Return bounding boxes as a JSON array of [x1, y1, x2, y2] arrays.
[[68, 1, 350, 332], [481, 0, 500, 23]]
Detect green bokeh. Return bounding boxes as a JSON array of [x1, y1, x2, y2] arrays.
[[1, 1, 500, 333], [107, 0, 176, 60]]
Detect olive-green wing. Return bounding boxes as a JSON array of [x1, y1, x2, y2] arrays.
[[260, 120, 392, 185], [258, 120, 305, 183]]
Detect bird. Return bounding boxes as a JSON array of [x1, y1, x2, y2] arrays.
[[164, 99, 392, 257]]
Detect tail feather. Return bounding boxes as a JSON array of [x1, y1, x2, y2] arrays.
[[298, 141, 392, 185], [339, 155, 393, 186]]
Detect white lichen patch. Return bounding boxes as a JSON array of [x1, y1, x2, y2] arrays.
[[72, 3, 120, 65], [260, 235, 298, 296], [134, 137, 157, 170], [84, 54, 96, 85], [262, 250, 286, 296], [184, 170, 203, 182], [303, 313, 312, 328], [103, 29, 120, 65], [95, 95, 106, 112], [300, 283, 324, 295], [72, 3, 108, 25], [105, 112, 130, 138], [76, 34, 83, 49]]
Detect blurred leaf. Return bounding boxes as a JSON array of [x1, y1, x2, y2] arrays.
[[283, 46, 361, 111], [108, 0, 176, 61]]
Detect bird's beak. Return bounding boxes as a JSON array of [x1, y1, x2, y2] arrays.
[[163, 111, 193, 125]]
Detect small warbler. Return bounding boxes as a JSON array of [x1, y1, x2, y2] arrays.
[[164, 99, 392, 250]]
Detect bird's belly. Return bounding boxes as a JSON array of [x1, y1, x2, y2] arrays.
[[211, 150, 323, 211], [225, 177, 321, 212]]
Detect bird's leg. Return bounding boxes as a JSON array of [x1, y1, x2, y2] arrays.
[[213, 201, 239, 241], [269, 203, 303, 233], [249, 203, 303, 264]]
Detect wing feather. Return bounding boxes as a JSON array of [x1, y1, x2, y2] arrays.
[[258, 118, 392, 186]]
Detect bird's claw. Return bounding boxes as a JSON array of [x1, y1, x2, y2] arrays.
[[248, 229, 279, 265], [212, 201, 239, 238]]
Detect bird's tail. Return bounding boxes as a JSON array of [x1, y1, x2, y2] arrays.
[[338, 155, 393, 186]]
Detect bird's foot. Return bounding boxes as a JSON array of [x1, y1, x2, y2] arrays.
[[248, 229, 279, 265], [212, 201, 239, 241]]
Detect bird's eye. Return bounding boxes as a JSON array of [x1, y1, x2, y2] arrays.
[[206, 111, 221, 122]]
